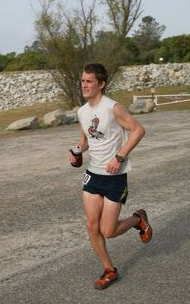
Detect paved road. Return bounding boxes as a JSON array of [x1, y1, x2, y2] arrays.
[[0, 110, 190, 303]]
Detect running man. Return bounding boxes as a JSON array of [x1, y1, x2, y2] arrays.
[[68, 63, 152, 290]]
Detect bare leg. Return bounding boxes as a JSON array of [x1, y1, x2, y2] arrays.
[[100, 197, 140, 238], [83, 191, 115, 270]]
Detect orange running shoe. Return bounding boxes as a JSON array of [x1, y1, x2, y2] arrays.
[[133, 209, 153, 243], [94, 267, 118, 290]]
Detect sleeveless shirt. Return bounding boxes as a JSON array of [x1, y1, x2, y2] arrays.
[[77, 95, 131, 175]]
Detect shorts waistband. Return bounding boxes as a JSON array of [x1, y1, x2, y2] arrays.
[[86, 169, 127, 178]]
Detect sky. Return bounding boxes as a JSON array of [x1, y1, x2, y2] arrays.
[[0, 0, 190, 55]]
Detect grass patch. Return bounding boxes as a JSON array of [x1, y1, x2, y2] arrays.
[[108, 86, 190, 112], [0, 85, 190, 136], [0, 101, 69, 136]]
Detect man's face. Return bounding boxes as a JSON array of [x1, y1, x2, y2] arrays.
[[81, 72, 104, 100]]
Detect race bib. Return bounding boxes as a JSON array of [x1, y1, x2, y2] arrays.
[[83, 173, 91, 185]]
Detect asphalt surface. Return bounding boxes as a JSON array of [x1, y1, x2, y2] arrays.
[[0, 110, 190, 304]]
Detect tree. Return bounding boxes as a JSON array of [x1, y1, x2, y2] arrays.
[[133, 15, 166, 64], [156, 34, 190, 63], [0, 52, 16, 71], [24, 40, 44, 53], [5, 51, 49, 71], [103, 0, 142, 41], [35, 0, 142, 106]]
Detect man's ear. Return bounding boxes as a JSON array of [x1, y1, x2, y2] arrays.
[[100, 81, 106, 90]]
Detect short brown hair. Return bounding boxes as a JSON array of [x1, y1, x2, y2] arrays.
[[83, 63, 108, 93]]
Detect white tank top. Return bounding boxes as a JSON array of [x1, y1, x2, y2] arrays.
[[77, 95, 131, 175]]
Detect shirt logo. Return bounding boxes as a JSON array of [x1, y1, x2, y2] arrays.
[[88, 116, 104, 140]]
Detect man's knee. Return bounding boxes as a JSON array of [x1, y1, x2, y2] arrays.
[[100, 226, 116, 239], [86, 220, 100, 235]]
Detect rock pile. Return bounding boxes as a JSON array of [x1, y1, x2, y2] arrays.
[[129, 99, 155, 114], [0, 70, 62, 111], [6, 108, 78, 131], [0, 63, 190, 113], [110, 63, 190, 91], [6, 117, 39, 130], [43, 108, 78, 127]]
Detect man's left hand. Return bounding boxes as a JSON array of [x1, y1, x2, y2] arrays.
[[106, 157, 121, 174]]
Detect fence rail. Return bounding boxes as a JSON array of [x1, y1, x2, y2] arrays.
[[133, 94, 190, 106]]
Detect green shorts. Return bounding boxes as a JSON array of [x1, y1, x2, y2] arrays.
[[83, 170, 128, 204]]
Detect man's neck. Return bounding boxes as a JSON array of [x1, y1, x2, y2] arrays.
[[88, 93, 103, 107]]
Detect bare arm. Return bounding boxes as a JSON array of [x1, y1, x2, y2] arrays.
[[78, 127, 89, 152], [114, 103, 145, 157], [106, 103, 145, 173], [68, 124, 89, 165]]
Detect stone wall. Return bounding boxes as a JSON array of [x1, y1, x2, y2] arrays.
[[0, 63, 190, 112], [0, 70, 62, 112], [113, 62, 190, 91]]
